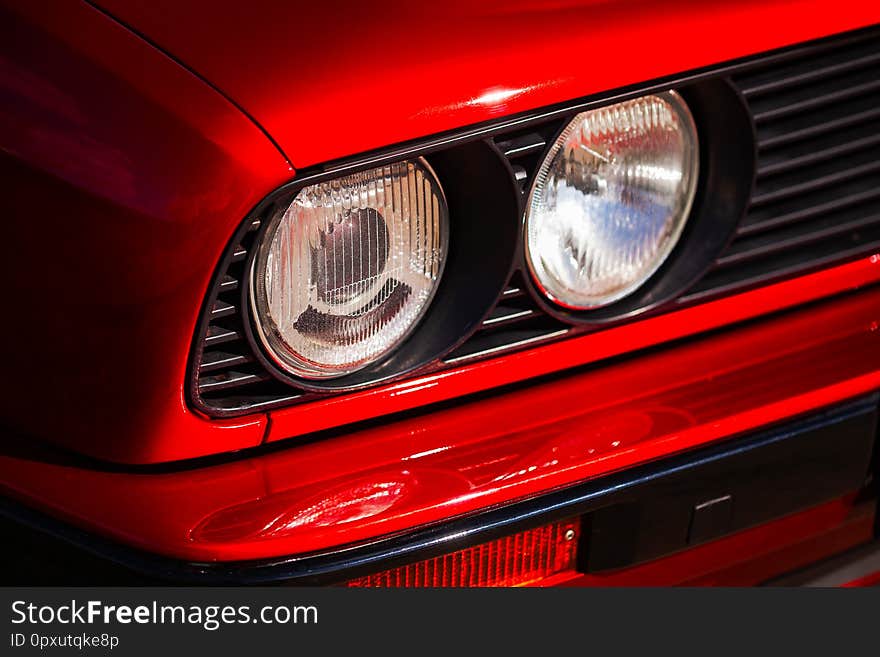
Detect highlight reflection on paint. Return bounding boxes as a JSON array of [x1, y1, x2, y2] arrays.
[[193, 474, 415, 542]]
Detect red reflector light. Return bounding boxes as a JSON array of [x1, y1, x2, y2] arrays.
[[346, 519, 581, 587]]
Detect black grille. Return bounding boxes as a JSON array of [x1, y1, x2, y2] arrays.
[[191, 27, 880, 416], [684, 33, 880, 301]]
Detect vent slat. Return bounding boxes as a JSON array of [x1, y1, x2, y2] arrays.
[[756, 99, 880, 150], [719, 208, 880, 267], [200, 350, 251, 373], [210, 299, 236, 319], [750, 155, 880, 207], [734, 38, 880, 97], [198, 370, 269, 394], [204, 324, 240, 347], [756, 122, 880, 176], [496, 133, 547, 158], [750, 68, 880, 123], [230, 244, 247, 262]]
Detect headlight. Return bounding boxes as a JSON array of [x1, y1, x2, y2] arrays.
[[524, 91, 698, 310], [251, 159, 448, 379]]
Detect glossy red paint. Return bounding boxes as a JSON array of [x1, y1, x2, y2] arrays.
[[0, 0, 289, 462], [2, 287, 878, 562], [91, 1, 880, 168]]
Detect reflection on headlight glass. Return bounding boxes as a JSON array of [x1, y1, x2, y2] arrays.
[[252, 159, 448, 379], [525, 91, 699, 310]]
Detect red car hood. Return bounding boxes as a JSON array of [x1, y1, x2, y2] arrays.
[[93, 0, 878, 170]]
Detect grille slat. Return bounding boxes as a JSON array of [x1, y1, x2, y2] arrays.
[[444, 274, 569, 364], [482, 303, 538, 328], [756, 120, 880, 176], [736, 38, 880, 97], [756, 98, 880, 149], [194, 218, 310, 410], [750, 154, 880, 207], [749, 67, 880, 122], [739, 183, 880, 237], [444, 325, 570, 365], [689, 31, 880, 299], [199, 350, 251, 373], [719, 206, 880, 267], [210, 300, 236, 319], [204, 324, 240, 347], [496, 133, 547, 158], [230, 244, 247, 262], [217, 274, 239, 292], [198, 370, 270, 394], [683, 234, 880, 303]]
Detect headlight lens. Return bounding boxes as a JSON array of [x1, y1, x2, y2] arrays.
[[525, 91, 698, 310], [251, 159, 448, 379]]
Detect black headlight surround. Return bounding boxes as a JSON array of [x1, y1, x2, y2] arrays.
[[236, 139, 521, 394], [517, 79, 755, 326]]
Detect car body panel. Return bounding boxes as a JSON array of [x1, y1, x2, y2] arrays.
[[0, 0, 290, 461]]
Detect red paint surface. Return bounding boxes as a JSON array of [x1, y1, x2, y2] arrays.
[[2, 287, 878, 562], [0, 0, 289, 462], [91, 1, 880, 168]]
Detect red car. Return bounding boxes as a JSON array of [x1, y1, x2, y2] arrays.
[[2, 0, 880, 586]]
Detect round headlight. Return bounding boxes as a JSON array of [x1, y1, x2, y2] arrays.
[[251, 159, 448, 379], [525, 91, 698, 310]]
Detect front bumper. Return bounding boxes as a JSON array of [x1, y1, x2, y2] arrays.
[[2, 393, 877, 585]]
